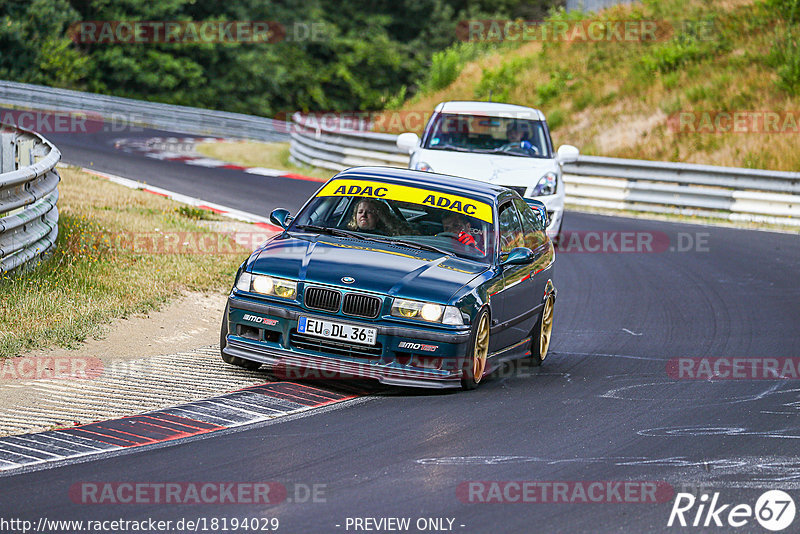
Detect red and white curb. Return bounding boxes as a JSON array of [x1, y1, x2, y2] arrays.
[[113, 136, 326, 182], [0, 376, 362, 473], [63, 165, 284, 232]]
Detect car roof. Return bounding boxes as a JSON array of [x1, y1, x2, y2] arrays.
[[331, 166, 510, 205], [434, 101, 545, 121]]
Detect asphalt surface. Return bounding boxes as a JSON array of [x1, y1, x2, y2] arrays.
[[2, 117, 799, 533]]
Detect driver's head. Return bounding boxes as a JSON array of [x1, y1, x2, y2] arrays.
[[507, 120, 531, 143], [355, 199, 381, 230], [442, 212, 471, 234]]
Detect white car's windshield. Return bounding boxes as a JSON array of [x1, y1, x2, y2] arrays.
[[290, 180, 496, 263], [423, 113, 551, 158]]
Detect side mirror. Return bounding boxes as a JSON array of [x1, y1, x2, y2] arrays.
[[557, 144, 579, 164], [500, 247, 535, 266], [396, 132, 420, 154], [270, 208, 292, 229], [524, 198, 549, 230]]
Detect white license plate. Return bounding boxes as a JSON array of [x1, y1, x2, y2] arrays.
[[297, 317, 377, 346]]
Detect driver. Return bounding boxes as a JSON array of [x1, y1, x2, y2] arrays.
[[506, 121, 531, 148], [442, 212, 483, 253], [346, 198, 407, 236]]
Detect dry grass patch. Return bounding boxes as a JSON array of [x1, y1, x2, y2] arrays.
[[195, 140, 335, 181], [0, 167, 253, 357], [388, 0, 800, 171]]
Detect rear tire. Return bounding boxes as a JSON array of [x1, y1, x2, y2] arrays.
[[461, 309, 490, 390], [220, 304, 262, 370], [530, 294, 554, 366]]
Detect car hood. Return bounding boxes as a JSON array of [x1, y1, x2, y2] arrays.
[[249, 235, 488, 303], [415, 149, 558, 186]]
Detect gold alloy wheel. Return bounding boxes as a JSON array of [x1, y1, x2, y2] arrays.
[[539, 296, 554, 360], [472, 312, 490, 382]]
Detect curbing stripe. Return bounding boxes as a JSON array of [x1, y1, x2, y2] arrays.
[[114, 136, 326, 183], [75, 167, 284, 231], [0, 382, 359, 473]]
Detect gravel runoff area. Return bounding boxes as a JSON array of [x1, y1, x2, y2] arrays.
[[0, 291, 270, 437]]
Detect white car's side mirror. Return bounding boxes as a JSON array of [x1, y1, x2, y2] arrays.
[[557, 144, 580, 164], [396, 132, 420, 154]]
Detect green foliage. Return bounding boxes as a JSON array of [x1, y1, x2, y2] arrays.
[[0, 0, 564, 115], [640, 34, 716, 74], [536, 69, 572, 105], [473, 56, 533, 102], [424, 46, 469, 92], [0, 0, 88, 86], [765, 0, 800, 94], [546, 108, 565, 130], [175, 206, 215, 220]]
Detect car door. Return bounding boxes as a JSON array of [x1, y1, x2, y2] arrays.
[[513, 197, 551, 325], [491, 200, 537, 352]]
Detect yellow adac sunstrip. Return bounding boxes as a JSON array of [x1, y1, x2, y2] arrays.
[[317, 179, 494, 223]]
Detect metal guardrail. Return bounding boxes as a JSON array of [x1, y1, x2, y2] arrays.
[[289, 113, 408, 171], [0, 80, 290, 142], [561, 157, 800, 226], [289, 114, 800, 227], [0, 126, 61, 273]]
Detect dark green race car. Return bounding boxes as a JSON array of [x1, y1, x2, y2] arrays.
[[221, 166, 556, 389]]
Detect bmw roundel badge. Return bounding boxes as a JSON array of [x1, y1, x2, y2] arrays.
[[342, 276, 355, 284]]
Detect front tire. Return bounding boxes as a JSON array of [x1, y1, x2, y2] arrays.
[[530, 294, 554, 366], [220, 304, 262, 370], [461, 309, 490, 390]]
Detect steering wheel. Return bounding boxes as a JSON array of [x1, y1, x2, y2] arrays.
[[435, 232, 458, 238], [499, 141, 539, 155]]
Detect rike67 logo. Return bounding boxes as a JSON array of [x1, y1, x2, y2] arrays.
[[668, 490, 796, 531]]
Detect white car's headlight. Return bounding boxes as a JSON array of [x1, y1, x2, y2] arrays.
[[532, 172, 557, 196], [237, 272, 297, 299], [415, 161, 433, 172], [391, 298, 463, 325]]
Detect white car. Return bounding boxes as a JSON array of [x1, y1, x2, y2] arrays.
[[396, 101, 578, 242]]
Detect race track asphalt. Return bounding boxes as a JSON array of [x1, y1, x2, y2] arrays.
[[2, 119, 798, 533]]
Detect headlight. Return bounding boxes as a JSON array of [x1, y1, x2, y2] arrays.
[[415, 161, 433, 172], [236, 272, 297, 300], [391, 298, 463, 325], [532, 172, 557, 196]]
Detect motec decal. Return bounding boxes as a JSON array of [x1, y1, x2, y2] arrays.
[[318, 179, 493, 223], [398, 342, 438, 352], [243, 314, 279, 326]]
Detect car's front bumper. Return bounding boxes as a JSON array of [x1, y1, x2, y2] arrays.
[[224, 295, 473, 389]]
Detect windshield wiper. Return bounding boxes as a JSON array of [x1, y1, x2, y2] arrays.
[[294, 224, 364, 240], [427, 145, 473, 152], [297, 225, 453, 256], [367, 236, 453, 257]]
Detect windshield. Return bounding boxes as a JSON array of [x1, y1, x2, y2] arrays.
[[290, 178, 496, 263], [423, 113, 551, 158]]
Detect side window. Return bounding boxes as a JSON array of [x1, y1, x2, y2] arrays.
[[498, 202, 524, 253], [329, 197, 349, 224], [513, 198, 545, 249]]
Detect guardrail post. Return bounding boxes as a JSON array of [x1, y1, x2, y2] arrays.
[[0, 126, 61, 273], [17, 139, 34, 167], [0, 133, 15, 173]]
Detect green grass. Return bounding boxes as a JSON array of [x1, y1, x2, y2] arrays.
[[0, 167, 250, 357]]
